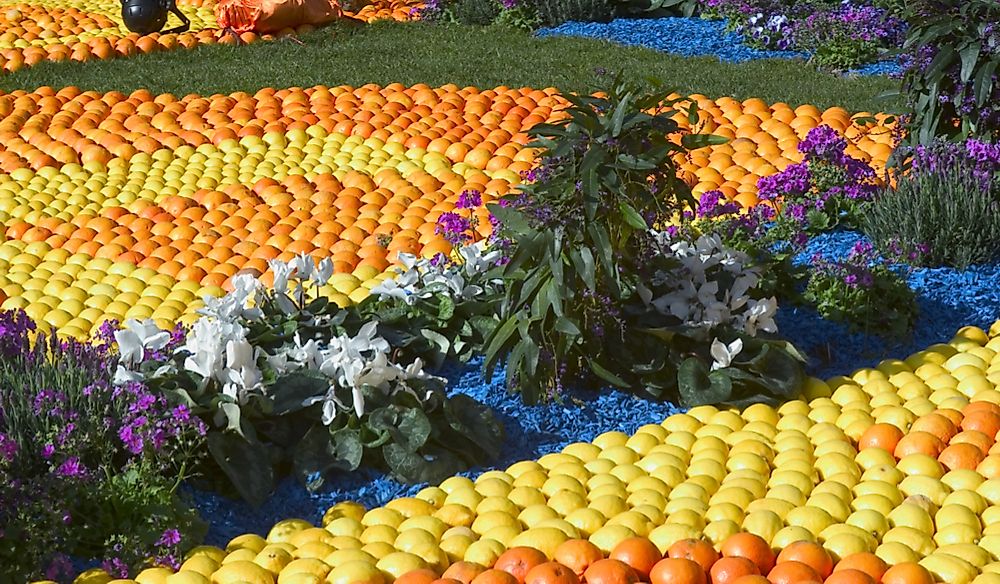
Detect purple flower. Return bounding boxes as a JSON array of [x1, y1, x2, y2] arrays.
[[435, 212, 472, 246], [0, 432, 16, 462], [455, 189, 483, 210], [41, 443, 55, 459], [102, 557, 129, 579], [156, 528, 182, 547], [56, 456, 85, 478], [695, 190, 740, 219]]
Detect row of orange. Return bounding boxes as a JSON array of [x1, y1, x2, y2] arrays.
[[0, 83, 895, 337], [0, 0, 420, 73]]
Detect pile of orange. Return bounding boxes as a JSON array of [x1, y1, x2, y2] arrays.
[[0, 0, 422, 74], [0, 83, 896, 339]]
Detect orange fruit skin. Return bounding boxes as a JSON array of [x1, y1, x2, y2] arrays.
[[523, 562, 579, 584], [396, 569, 441, 584], [649, 558, 708, 584], [765, 561, 820, 584], [554, 540, 604, 579], [443, 562, 488, 584], [881, 562, 935, 584], [582, 559, 640, 584], [471, 570, 519, 584], [857, 423, 904, 454], [720, 534, 776, 575], [612, 537, 665, 579], [709, 557, 760, 584], [495, 548, 549, 584], [938, 442, 986, 471], [729, 578, 770, 584], [831, 553, 886, 582], [774, 542, 832, 580], [893, 431, 945, 459], [822, 569, 875, 584]]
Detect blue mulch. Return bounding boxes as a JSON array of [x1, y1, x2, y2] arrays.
[[535, 17, 903, 77], [181, 231, 999, 548]]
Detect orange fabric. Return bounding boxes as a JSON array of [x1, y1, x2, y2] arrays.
[[216, 0, 342, 33]]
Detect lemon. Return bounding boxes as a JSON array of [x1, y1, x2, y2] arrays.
[[324, 502, 366, 526], [326, 561, 385, 584], [440, 533, 475, 561], [463, 539, 506, 567], [164, 572, 210, 584], [268, 520, 313, 544], [135, 569, 172, 584], [772, 526, 816, 548], [920, 553, 978, 584], [937, 544, 992, 568], [883, 526, 937, 557], [255, 546, 293, 572], [565, 508, 607, 537], [876, 541, 921, 565], [210, 561, 276, 584]]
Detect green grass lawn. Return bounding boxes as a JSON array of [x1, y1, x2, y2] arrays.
[[0, 20, 902, 112]]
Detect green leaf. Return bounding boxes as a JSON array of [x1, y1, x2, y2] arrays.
[[421, 329, 452, 363], [609, 92, 632, 137], [681, 133, 729, 150], [975, 59, 998, 107], [589, 359, 630, 388], [619, 201, 648, 230], [570, 248, 596, 291], [959, 41, 982, 83], [269, 372, 329, 416], [207, 431, 274, 507], [396, 406, 433, 452], [677, 358, 733, 407], [437, 295, 456, 321], [554, 316, 581, 336], [329, 426, 364, 470], [444, 394, 505, 460], [383, 443, 463, 484]]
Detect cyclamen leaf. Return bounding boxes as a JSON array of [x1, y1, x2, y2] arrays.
[[269, 372, 330, 416], [207, 431, 274, 507], [677, 358, 733, 407]]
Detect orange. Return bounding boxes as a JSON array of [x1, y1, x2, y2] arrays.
[[582, 560, 640, 584], [665, 539, 716, 575], [608, 537, 664, 581], [857, 424, 903, 454], [949, 430, 993, 454], [880, 562, 934, 584], [494, 548, 548, 584], [471, 570, 519, 584], [774, 542, 832, 580], [553, 540, 604, 579], [709, 557, 759, 584], [910, 413, 958, 443], [961, 411, 1000, 438], [649, 558, 707, 584], [720, 534, 776, 575], [764, 561, 820, 584], [730, 578, 769, 584], [523, 562, 579, 584], [830, 553, 886, 582], [893, 431, 945, 459], [396, 569, 441, 584], [822, 569, 874, 584], [938, 442, 985, 471], [443, 562, 488, 584]]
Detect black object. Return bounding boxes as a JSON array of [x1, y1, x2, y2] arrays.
[[121, 0, 191, 35]]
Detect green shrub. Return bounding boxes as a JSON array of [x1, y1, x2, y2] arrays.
[[897, 0, 1000, 143], [533, 0, 614, 27], [862, 141, 1000, 268], [449, 0, 501, 25], [802, 241, 918, 339], [484, 73, 806, 408]]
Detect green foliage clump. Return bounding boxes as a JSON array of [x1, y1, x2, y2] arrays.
[[897, 0, 1000, 143], [483, 73, 806, 408], [802, 241, 918, 339], [0, 317, 205, 582], [533, 0, 614, 27]]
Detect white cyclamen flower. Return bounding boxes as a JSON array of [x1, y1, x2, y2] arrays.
[[268, 258, 293, 295], [710, 338, 744, 371]]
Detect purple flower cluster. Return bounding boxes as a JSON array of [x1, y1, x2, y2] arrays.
[[117, 382, 206, 455], [695, 190, 741, 219], [908, 138, 1000, 188], [436, 212, 473, 246], [810, 240, 881, 289]]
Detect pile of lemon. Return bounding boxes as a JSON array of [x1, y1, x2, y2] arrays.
[[45, 320, 1000, 584]]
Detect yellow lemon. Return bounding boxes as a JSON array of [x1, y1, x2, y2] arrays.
[[210, 561, 276, 584], [325, 561, 385, 584], [919, 553, 979, 584], [165, 572, 210, 584], [463, 539, 506, 567], [875, 541, 921, 565]]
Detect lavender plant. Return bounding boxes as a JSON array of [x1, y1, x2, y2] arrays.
[[862, 138, 1000, 268], [803, 241, 918, 338], [0, 312, 205, 583]]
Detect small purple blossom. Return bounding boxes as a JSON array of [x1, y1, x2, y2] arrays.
[[435, 212, 472, 246], [56, 456, 85, 478], [41, 443, 55, 459], [455, 189, 482, 210], [156, 528, 182, 547]]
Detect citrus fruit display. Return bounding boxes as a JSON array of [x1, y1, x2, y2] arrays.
[[0, 0, 421, 74], [0, 83, 895, 340], [44, 320, 1000, 583]]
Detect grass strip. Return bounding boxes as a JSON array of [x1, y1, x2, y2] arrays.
[[0, 20, 902, 112]]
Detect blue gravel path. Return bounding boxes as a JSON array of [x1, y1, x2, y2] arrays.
[[777, 230, 1000, 380], [188, 360, 685, 547], [535, 17, 903, 77]]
